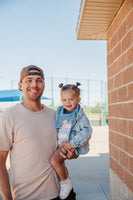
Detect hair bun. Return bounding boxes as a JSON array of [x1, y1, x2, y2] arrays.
[[59, 83, 63, 88], [76, 82, 81, 87]]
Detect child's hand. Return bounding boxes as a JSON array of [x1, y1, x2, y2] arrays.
[[61, 141, 72, 151]]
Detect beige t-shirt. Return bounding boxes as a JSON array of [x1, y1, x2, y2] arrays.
[[0, 103, 59, 200]]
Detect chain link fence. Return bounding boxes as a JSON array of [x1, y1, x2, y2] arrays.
[[8, 77, 108, 126], [44, 77, 108, 126]]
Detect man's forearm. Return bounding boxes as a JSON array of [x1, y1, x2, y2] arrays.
[[0, 164, 13, 200]]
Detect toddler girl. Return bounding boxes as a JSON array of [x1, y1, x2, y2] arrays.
[[50, 82, 93, 199]]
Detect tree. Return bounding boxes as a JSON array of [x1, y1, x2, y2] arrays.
[[90, 102, 101, 114]]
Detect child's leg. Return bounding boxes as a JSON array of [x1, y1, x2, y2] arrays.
[[50, 147, 74, 199], [50, 147, 68, 180]]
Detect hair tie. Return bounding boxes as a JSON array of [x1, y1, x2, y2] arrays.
[[59, 83, 63, 88], [76, 82, 81, 87]]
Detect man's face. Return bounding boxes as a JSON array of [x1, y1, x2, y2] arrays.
[[18, 70, 45, 102]]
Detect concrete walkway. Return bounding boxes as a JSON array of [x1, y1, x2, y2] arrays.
[[66, 126, 110, 200], [2, 126, 110, 200]]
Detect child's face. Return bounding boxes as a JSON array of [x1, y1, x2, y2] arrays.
[[61, 89, 81, 111]]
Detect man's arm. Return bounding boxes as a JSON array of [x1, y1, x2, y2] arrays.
[[0, 151, 13, 200]]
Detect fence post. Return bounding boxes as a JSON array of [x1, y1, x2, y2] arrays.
[[11, 80, 13, 89], [104, 82, 107, 125], [101, 80, 104, 125], [65, 78, 68, 84], [88, 79, 90, 117]]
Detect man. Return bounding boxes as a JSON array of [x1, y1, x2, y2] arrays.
[[0, 65, 76, 200]]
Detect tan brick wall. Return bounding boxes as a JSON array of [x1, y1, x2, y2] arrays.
[[107, 0, 133, 193]]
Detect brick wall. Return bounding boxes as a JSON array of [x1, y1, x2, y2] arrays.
[[107, 0, 133, 194]]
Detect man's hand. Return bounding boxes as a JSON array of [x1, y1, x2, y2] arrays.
[[59, 145, 79, 160], [61, 141, 73, 151]]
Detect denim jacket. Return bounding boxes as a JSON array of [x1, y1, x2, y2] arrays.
[[56, 104, 93, 155]]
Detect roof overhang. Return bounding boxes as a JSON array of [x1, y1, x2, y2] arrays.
[[76, 0, 125, 40]]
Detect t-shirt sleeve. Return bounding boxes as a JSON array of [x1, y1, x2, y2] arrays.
[[0, 114, 13, 151]]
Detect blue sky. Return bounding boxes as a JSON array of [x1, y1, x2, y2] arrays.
[[0, 0, 107, 91]]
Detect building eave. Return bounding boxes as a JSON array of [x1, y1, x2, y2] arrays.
[[76, 0, 125, 40]]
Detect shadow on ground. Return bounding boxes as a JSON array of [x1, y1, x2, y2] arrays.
[[66, 153, 110, 200]]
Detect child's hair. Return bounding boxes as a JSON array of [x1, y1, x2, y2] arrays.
[[59, 82, 81, 96]]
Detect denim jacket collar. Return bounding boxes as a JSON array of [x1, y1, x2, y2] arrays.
[[56, 104, 84, 129]]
